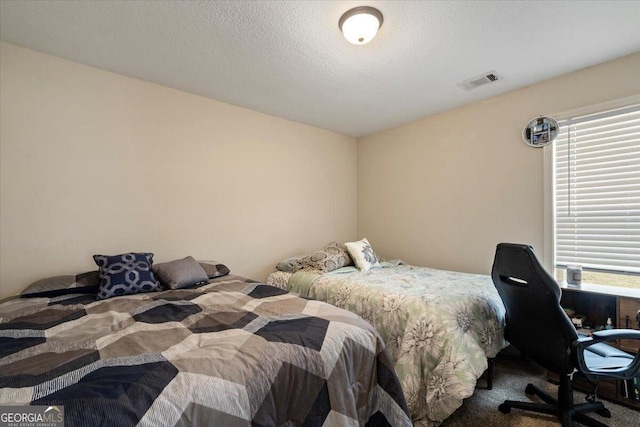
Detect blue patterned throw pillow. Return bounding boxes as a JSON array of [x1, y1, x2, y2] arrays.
[[93, 252, 161, 300]]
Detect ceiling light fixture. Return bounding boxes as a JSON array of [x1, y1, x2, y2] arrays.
[[339, 6, 383, 45]]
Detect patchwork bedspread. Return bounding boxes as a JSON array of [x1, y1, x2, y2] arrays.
[[267, 265, 507, 426], [0, 275, 411, 427]]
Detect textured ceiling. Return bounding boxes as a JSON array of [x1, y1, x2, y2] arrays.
[[1, 1, 640, 137]]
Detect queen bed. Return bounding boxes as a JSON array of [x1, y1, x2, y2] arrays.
[[0, 268, 411, 427], [267, 260, 507, 427]]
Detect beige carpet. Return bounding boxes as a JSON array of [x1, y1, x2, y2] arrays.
[[442, 347, 639, 427]]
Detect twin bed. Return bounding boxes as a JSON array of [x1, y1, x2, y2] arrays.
[[0, 273, 411, 426], [267, 262, 507, 426]]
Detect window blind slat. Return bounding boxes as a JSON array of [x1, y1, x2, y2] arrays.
[[554, 103, 640, 275]]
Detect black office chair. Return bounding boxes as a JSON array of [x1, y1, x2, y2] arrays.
[[491, 243, 640, 427]]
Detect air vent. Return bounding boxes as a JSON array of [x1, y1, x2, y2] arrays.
[[458, 71, 502, 91]]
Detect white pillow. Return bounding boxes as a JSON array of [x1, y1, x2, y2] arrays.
[[345, 238, 380, 271]]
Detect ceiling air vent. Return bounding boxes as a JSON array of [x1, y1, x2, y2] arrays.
[[458, 71, 502, 91]]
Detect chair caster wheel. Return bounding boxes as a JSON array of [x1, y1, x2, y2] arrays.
[[525, 384, 536, 395], [597, 408, 611, 418], [498, 403, 511, 414]]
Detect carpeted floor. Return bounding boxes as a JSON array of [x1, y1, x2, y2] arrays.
[[442, 347, 640, 427]]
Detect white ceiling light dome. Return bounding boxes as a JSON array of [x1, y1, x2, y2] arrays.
[[339, 6, 383, 45]]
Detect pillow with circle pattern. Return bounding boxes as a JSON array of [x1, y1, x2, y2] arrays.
[[93, 252, 161, 300], [293, 242, 353, 273]]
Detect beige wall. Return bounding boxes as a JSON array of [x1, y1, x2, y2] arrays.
[[0, 42, 357, 298], [2, 41, 639, 299], [358, 52, 640, 275]]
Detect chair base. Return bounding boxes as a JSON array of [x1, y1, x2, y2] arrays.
[[498, 380, 612, 427]]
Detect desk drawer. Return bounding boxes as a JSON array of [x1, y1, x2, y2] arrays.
[[618, 297, 640, 353]]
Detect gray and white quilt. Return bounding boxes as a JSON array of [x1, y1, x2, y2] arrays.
[[267, 264, 507, 426], [0, 275, 412, 426]]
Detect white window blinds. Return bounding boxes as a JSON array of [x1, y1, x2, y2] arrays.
[[554, 104, 640, 275]]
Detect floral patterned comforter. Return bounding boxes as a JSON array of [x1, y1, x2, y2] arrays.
[[267, 264, 506, 426]]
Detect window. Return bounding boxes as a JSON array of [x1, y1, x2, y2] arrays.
[[553, 103, 640, 289]]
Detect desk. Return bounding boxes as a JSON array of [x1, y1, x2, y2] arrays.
[[560, 283, 640, 353], [551, 284, 640, 409]]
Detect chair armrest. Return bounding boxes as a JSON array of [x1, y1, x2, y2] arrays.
[[574, 330, 640, 381], [591, 329, 640, 342]]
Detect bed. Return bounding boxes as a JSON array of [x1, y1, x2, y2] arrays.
[[0, 274, 412, 427], [267, 262, 507, 426]]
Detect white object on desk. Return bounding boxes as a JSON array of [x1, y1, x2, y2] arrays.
[[567, 265, 583, 286]]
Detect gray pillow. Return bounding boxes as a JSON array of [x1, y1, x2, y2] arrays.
[[152, 256, 209, 290], [21, 270, 100, 298], [276, 255, 305, 273], [198, 260, 230, 279]]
